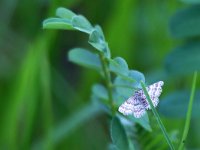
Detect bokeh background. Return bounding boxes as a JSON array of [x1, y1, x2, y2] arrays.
[[0, 0, 200, 150]]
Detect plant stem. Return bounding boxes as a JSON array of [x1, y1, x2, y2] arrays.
[[178, 71, 197, 150], [99, 53, 115, 115], [141, 81, 175, 150]]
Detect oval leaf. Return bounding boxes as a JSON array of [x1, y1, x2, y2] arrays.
[[114, 70, 145, 98], [89, 29, 106, 50], [165, 41, 200, 75], [56, 7, 76, 20], [43, 18, 74, 30], [110, 117, 130, 150], [68, 48, 101, 71], [170, 5, 200, 38], [72, 15, 93, 34], [159, 90, 200, 118], [109, 57, 129, 76], [94, 25, 105, 41], [127, 114, 152, 131]]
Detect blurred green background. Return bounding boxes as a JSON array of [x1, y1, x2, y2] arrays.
[[0, 0, 200, 149]]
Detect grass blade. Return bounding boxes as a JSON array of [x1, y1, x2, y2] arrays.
[[178, 71, 198, 150], [141, 81, 175, 150]]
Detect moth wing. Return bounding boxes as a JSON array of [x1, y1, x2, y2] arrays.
[[147, 81, 164, 108], [118, 96, 135, 116], [118, 94, 146, 118]]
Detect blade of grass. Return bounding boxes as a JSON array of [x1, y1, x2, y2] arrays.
[[1, 42, 40, 149], [39, 39, 54, 150], [141, 81, 175, 150], [178, 71, 198, 150]]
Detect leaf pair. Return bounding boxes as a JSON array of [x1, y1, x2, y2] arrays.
[[43, 7, 110, 58]]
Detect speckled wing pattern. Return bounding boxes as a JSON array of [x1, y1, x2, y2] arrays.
[[118, 81, 164, 118]]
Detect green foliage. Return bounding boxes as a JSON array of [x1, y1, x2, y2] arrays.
[[110, 117, 130, 150], [43, 7, 111, 59], [167, 4, 200, 77], [43, 7, 151, 149], [68, 48, 101, 71], [88, 27, 110, 58], [72, 15, 93, 34], [108, 57, 129, 77], [43, 18, 74, 30], [1, 1, 199, 150], [165, 41, 200, 75], [164, 2, 200, 149], [43, 8, 93, 34], [114, 70, 144, 96], [43, 6, 200, 150], [56, 7, 76, 19], [170, 5, 200, 38], [159, 90, 200, 118], [126, 114, 152, 132]]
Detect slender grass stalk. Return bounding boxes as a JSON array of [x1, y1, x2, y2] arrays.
[[178, 71, 198, 150], [141, 81, 175, 150], [99, 53, 115, 115]]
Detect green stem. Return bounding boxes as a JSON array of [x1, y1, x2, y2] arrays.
[[178, 71, 197, 150], [141, 81, 175, 150], [99, 53, 115, 115]]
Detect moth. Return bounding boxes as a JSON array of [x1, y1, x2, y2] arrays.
[[118, 81, 164, 118]]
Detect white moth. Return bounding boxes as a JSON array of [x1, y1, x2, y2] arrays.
[[118, 81, 164, 118]]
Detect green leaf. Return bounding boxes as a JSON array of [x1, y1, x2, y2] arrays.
[[68, 48, 101, 71], [43, 18, 74, 30], [56, 7, 76, 20], [159, 90, 200, 119], [114, 70, 145, 97], [170, 5, 200, 38], [109, 57, 129, 76], [110, 117, 130, 150], [94, 25, 105, 41], [113, 116, 136, 150], [92, 84, 108, 100], [127, 114, 152, 131], [165, 41, 200, 75], [89, 29, 105, 50], [72, 15, 93, 34], [88, 28, 111, 58]]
